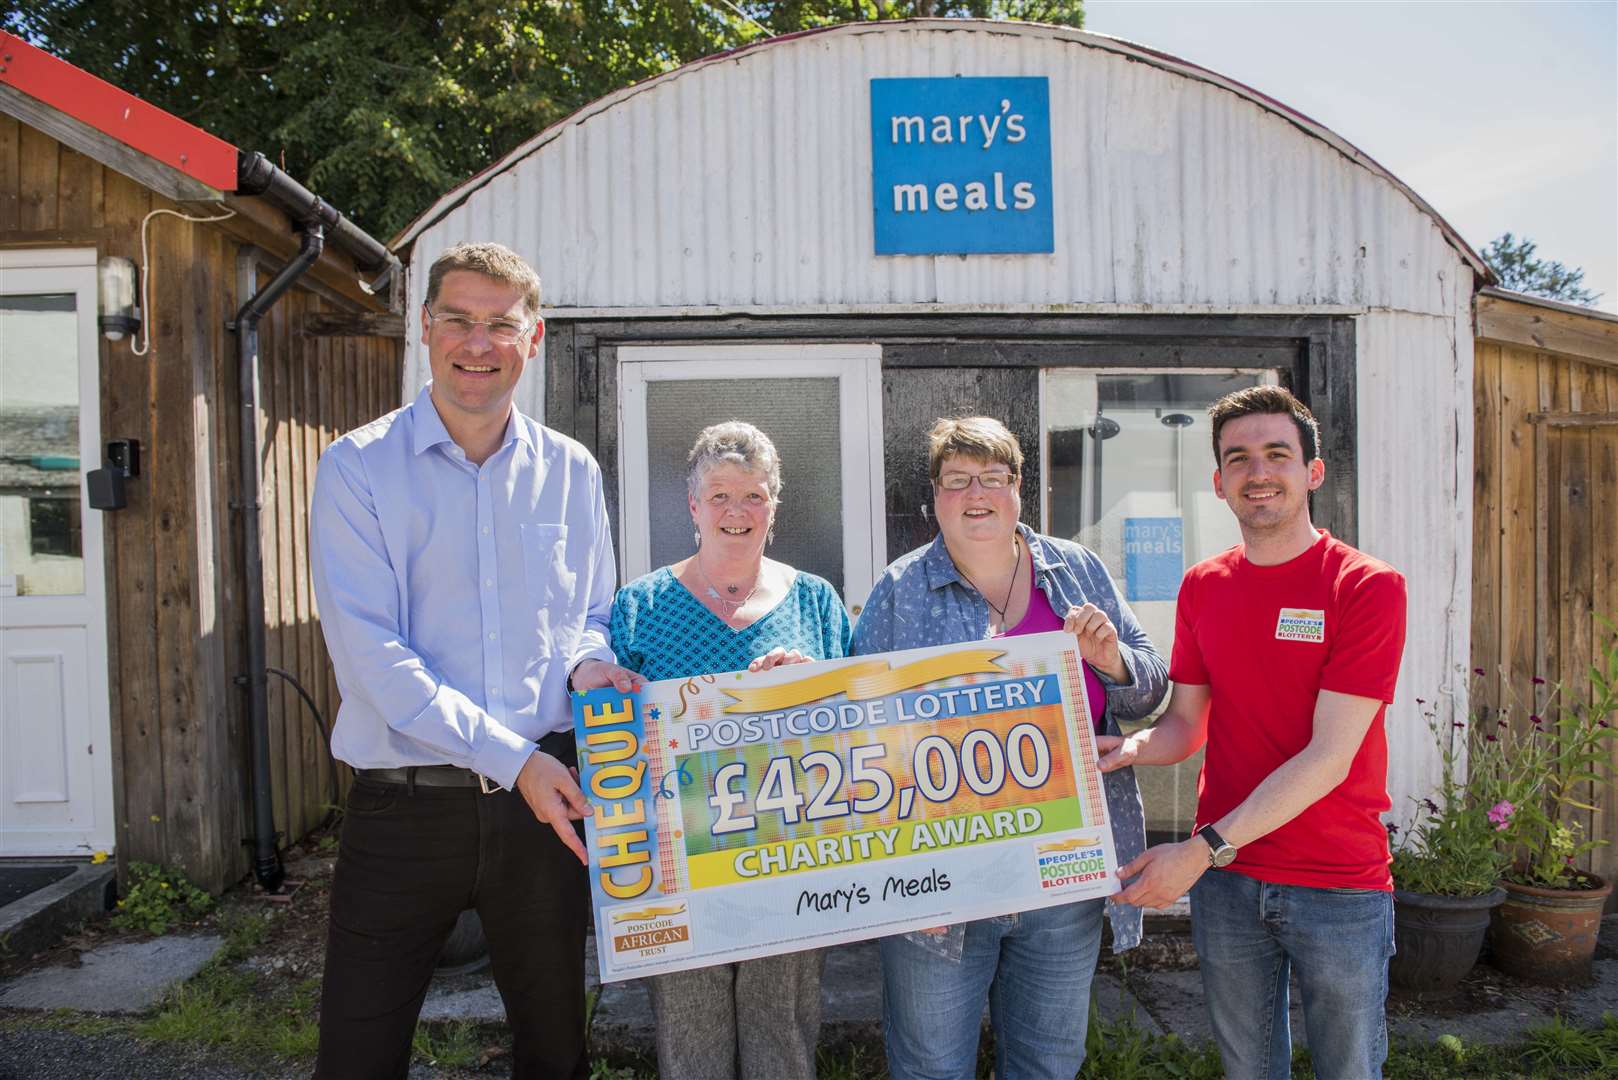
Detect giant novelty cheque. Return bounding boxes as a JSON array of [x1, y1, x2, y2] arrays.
[[572, 630, 1119, 982]]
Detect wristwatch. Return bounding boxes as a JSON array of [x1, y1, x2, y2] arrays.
[[1197, 825, 1238, 868]]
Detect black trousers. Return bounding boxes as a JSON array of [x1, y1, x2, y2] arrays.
[[314, 750, 589, 1079]]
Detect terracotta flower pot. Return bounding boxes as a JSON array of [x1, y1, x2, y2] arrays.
[[1390, 887, 1506, 999], [1488, 872, 1613, 985]]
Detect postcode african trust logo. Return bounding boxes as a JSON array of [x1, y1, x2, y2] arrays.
[[1034, 835, 1108, 890], [1274, 607, 1326, 643], [608, 902, 694, 960]]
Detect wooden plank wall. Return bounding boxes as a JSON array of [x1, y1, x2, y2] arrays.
[[1, 117, 401, 892], [1472, 337, 1618, 898]]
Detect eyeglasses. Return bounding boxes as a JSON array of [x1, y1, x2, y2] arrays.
[[425, 308, 536, 345], [936, 471, 1017, 491]]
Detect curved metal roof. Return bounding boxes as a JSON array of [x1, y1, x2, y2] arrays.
[[391, 18, 1491, 284]]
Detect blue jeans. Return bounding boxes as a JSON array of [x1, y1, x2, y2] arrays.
[[880, 899, 1104, 1080], [1190, 869, 1394, 1080]]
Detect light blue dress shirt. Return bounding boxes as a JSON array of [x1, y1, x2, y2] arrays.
[[310, 385, 616, 791]]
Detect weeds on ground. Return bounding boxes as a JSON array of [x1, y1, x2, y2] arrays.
[[411, 1018, 484, 1069], [109, 863, 214, 935], [1078, 1011, 1223, 1079], [1519, 1012, 1618, 1075]]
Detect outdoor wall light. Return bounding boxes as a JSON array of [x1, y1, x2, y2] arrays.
[[97, 255, 140, 342]]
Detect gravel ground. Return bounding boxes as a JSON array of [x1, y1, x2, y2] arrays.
[[0, 1026, 451, 1080], [0, 1027, 304, 1080]]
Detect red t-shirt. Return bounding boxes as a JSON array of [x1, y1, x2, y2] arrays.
[[1170, 531, 1407, 890]]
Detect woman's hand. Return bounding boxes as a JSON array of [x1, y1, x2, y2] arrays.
[[569, 659, 644, 694], [747, 646, 810, 673], [1063, 603, 1128, 683]]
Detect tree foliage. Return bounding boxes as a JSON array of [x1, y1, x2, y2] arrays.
[[1481, 232, 1602, 307], [6, 1, 1082, 240]]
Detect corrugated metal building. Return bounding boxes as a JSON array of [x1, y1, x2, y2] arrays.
[[393, 19, 1489, 837]]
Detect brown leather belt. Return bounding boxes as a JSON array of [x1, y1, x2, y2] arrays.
[[355, 765, 498, 793]]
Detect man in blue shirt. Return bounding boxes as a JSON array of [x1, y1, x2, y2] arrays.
[[310, 242, 639, 1079]]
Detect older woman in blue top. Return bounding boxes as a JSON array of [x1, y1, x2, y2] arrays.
[[852, 416, 1165, 1080], [610, 421, 851, 1080]]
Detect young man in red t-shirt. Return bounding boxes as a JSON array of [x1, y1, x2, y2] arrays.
[[1098, 386, 1407, 1080]]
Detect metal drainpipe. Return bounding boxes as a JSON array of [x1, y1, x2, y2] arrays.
[[230, 224, 325, 893]]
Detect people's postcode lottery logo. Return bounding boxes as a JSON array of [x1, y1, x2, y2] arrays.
[[1034, 836, 1108, 890], [1274, 608, 1326, 643]]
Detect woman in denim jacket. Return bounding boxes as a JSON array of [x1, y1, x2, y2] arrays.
[[851, 416, 1166, 1080]]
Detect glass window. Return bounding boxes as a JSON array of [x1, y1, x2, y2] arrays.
[[0, 293, 84, 597], [644, 377, 845, 593], [1044, 369, 1276, 838]]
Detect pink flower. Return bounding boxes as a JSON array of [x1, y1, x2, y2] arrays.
[[1474, 667, 1486, 676], [1488, 800, 1515, 831], [1532, 676, 1546, 686]]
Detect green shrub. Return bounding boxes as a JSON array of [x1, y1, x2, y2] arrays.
[[109, 862, 214, 934]]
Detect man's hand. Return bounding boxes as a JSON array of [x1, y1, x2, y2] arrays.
[[515, 750, 591, 865], [1095, 733, 1141, 773], [570, 659, 643, 694], [1063, 603, 1128, 683], [1116, 839, 1210, 909], [748, 647, 810, 673]]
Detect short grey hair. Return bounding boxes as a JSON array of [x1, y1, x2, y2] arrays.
[[686, 421, 782, 501]]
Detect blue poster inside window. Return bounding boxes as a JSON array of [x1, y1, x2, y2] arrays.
[[1123, 517, 1184, 602]]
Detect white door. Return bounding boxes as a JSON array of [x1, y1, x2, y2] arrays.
[[619, 344, 886, 613], [0, 248, 115, 856]]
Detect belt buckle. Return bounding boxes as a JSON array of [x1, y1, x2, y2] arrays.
[[478, 773, 498, 795]]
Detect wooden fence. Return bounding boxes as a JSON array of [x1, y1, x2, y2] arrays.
[[1472, 289, 1618, 900]]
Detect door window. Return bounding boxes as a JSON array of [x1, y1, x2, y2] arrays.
[[618, 345, 885, 611], [1043, 369, 1277, 837], [0, 293, 84, 596]]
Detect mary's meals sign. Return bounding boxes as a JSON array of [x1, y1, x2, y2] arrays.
[[870, 77, 1054, 256]]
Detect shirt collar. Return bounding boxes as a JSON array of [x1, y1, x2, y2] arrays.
[[410, 382, 534, 458], [923, 523, 1053, 591]]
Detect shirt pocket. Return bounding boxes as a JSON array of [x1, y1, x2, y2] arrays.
[[520, 524, 575, 641]]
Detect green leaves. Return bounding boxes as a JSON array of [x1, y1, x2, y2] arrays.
[[7, 0, 1084, 238], [1482, 232, 1603, 306]]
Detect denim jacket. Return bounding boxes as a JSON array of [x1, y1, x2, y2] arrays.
[[851, 524, 1166, 954]]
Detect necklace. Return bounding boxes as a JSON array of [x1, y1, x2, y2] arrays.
[[693, 558, 761, 612], [954, 536, 1022, 626]]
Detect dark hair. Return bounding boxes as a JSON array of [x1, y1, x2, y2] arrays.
[[1208, 386, 1320, 463]]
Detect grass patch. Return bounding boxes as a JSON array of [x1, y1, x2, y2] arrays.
[[411, 1018, 485, 1069]]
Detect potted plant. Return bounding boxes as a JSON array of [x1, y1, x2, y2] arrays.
[[1483, 629, 1618, 986], [1387, 700, 1519, 999]]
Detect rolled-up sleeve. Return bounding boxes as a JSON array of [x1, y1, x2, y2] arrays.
[[311, 441, 533, 788]]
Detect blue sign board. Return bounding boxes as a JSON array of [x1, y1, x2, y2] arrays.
[[870, 77, 1054, 256], [1123, 517, 1184, 602]]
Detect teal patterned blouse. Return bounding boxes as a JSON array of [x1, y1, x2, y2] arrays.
[[610, 567, 853, 682]]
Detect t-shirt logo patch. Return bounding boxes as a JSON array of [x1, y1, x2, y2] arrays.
[[1275, 608, 1326, 643]]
